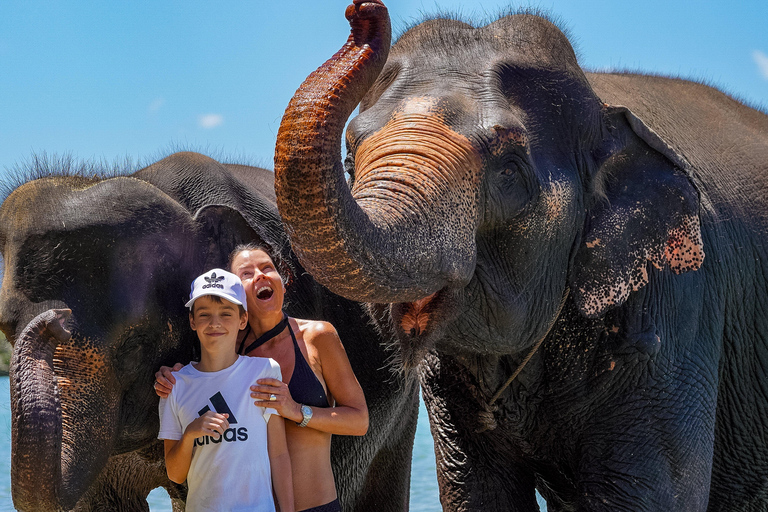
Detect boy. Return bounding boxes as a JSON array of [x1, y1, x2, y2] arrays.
[[158, 268, 294, 512]]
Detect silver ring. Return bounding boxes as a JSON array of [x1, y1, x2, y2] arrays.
[[153, 382, 158, 389], [269, 394, 277, 401]]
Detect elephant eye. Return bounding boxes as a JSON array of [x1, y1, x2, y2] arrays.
[[499, 151, 529, 179], [499, 160, 521, 178]]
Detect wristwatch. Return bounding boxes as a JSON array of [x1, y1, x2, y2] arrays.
[[298, 404, 313, 427]]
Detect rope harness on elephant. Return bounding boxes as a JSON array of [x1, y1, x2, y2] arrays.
[[477, 288, 570, 432]]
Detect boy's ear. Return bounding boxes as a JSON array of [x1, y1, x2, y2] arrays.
[[239, 311, 248, 330], [189, 311, 197, 330]]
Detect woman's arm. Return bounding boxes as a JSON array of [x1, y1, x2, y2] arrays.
[[251, 321, 369, 436], [154, 363, 184, 398], [267, 415, 295, 512]]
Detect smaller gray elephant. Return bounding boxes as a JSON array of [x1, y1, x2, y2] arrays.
[[3, 151, 419, 512]]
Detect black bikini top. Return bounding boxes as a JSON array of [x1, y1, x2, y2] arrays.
[[239, 315, 330, 409]]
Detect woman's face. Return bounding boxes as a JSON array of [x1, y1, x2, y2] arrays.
[[230, 249, 285, 316]]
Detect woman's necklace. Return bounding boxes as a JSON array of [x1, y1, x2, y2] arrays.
[[239, 313, 289, 355]]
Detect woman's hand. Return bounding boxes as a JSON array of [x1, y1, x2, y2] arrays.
[[250, 378, 302, 423], [154, 363, 184, 398]]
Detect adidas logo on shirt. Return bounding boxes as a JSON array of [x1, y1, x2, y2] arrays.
[[194, 391, 248, 447]]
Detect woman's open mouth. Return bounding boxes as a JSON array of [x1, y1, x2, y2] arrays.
[[256, 286, 274, 300]]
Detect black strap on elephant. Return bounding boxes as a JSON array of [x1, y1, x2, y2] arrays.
[[477, 288, 570, 433]]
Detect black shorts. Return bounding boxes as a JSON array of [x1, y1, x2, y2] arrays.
[[299, 498, 341, 512]]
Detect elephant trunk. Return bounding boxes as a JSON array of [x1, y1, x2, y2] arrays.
[[10, 309, 70, 511], [276, 0, 479, 303], [11, 309, 122, 512]]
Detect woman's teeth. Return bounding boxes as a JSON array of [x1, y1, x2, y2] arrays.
[[256, 286, 274, 300]]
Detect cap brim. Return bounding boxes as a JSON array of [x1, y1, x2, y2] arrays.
[[185, 291, 245, 309]]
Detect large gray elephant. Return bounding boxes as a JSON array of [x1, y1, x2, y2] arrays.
[[273, 1, 768, 510], [2, 151, 419, 511]]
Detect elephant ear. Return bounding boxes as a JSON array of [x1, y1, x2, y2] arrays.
[[194, 204, 265, 267], [570, 105, 704, 319], [193, 204, 293, 282]]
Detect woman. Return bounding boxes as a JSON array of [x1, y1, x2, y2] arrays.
[[155, 243, 368, 512]]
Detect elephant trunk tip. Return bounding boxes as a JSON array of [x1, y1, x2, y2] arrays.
[[35, 309, 72, 346], [347, 0, 389, 19]]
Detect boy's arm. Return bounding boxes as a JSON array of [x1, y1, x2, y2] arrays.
[[163, 437, 194, 484], [267, 415, 294, 512], [163, 412, 230, 484]]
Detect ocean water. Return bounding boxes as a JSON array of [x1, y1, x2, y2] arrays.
[[0, 376, 546, 511]]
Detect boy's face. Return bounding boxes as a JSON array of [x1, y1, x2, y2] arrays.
[[189, 295, 248, 352]]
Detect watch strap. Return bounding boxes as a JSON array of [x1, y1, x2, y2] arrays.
[[298, 404, 312, 427]]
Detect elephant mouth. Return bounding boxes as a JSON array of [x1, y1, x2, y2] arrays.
[[390, 289, 453, 368], [397, 292, 438, 337]]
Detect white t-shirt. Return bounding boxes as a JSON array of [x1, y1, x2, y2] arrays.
[[158, 355, 282, 512]]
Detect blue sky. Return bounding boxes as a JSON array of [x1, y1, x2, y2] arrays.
[[1, 1, 766, 177]]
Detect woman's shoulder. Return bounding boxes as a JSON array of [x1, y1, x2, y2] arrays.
[[294, 318, 340, 345], [293, 318, 347, 367]]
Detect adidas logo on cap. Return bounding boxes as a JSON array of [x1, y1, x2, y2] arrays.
[[185, 268, 247, 311]]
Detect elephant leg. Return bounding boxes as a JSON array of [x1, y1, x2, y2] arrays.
[[74, 443, 182, 512], [573, 378, 716, 511], [351, 385, 420, 512], [707, 329, 768, 511], [332, 374, 420, 512], [165, 486, 188, 512], [420, 352, 540, 512]]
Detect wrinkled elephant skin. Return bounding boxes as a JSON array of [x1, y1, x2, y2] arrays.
[[274, 2, 768, 511], [1, 152, 418, 511]]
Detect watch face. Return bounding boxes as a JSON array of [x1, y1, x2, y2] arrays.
[[299, 404, 313, 427]]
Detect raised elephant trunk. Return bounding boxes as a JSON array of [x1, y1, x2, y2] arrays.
[[275, 0, 479, 303], [11, 309, 121, 511], [11, 309, 70, 511]]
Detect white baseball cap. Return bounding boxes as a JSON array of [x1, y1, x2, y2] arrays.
[[185, 268, 247, 312]]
